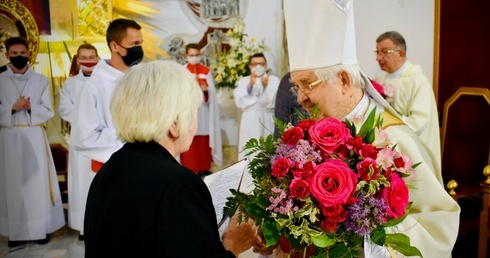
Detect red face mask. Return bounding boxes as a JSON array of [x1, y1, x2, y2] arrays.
[[79, 60, 98, 73]]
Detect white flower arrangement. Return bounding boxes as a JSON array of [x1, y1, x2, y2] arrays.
[[211, 17, 269, 89]]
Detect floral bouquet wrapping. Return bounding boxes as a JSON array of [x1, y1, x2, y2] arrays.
[[224, 109, 422, 258], [211, 17, 269, 89]]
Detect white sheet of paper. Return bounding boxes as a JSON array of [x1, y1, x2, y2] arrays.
[[204, 158, 248, 237]]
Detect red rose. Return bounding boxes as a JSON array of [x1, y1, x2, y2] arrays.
[[297, 119, 316, 131], [382, 173, 409, 219], [292, 161, 315, 178], [272, 157, 292, 179], [393, 157, 405, 168], [357, 158, 380, 181], [321, 218, 338, 233], [309, 118, 351, 155], [307, 159, 358, 207], [321, 204, 347, 222], [289, 178, 310, 199], [282, 127, 304, 145]]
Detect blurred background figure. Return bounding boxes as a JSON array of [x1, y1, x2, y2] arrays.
[[0, 36, 65, 247], [58, 42, 100, 241], [273, 71, 309, 138], [374, 31, 442, 182], [234, 53, 279, 159], [180, 43, 222, 174]]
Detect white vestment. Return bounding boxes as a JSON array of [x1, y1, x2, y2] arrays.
[[351, 94, 459, 258], [58, 71, 91, 233], [71, 61, 124, 233], [376, 61, 442, 184], [184, 63, 223, 166], [234, 75, 280, 159], [0, 65, 65, 240]]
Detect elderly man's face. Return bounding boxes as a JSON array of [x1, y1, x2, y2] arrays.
[[290, 70, 344, 119]]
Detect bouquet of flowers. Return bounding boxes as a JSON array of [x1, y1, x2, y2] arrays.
[[224, 108, 422, 258], [211, 17, 269, 89]]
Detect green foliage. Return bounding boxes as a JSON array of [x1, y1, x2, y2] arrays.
[[385, 233, 423, 257], [357, 107, 377, 143]]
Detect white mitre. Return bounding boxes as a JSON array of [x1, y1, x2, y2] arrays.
[[283, 0, 399, 117]]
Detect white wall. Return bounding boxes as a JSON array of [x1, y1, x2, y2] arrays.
[[354, 0, 435, 82], [243, 0, 284, 77]]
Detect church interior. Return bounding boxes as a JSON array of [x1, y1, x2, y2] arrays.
[[0, 0, 489, 257]]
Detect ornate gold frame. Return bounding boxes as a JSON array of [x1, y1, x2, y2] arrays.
[[0, 0, 39, 64], [440, 86, 490, 155]]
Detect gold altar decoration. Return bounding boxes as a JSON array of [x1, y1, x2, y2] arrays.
[[78, 0, 111, 37], [0, 0, 39, 66]]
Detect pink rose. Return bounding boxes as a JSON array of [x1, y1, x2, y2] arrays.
[[282, 127, 304, 145], [272, 157, 292, 179], [357, 158, 380, 181], [307, 159, 358, 207], [292, 161, 315, 178], [289, 178, 310, 199], [308, 118, 352, 155], [382, 173, 409, 219]]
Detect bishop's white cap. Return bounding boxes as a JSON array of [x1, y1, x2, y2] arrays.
[[284, 0, 356, 71], [284, 0, 398, 117]]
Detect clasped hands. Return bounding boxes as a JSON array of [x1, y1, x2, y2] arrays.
[[222, 214, 276, 257], [249, 73, 269, 88], [12, 96, 31, 111]]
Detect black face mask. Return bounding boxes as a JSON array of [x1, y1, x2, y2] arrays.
[[117, 45, 144, 67], [9, 55, 29, 70]]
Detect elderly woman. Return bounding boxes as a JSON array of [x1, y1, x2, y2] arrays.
[[84, 60, 256, 257]]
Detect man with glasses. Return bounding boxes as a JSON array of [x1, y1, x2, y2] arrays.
[[233, 53, 279, 159], [374, 31, 442, 181], [284, 1, 459, 257]]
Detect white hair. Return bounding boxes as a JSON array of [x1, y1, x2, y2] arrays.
[[314, 64, 365, 89], [111, 60, 203, 143]]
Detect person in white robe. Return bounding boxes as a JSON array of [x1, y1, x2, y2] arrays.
[[0, 37, 65, 246], [180, 43, 222, 173], [71, 19, 144, 238], [234, 53, 280, 160], [282, 1, 460, 257], [58, 43, 99, 239], [375, 31, 442, 184]]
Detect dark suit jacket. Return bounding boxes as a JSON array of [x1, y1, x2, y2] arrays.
[[84, 141, 235, 258], [274, 72, 309, 137]]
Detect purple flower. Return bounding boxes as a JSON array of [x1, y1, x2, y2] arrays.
[[272, 139, 322, 169], [343, 192, 388, 235]]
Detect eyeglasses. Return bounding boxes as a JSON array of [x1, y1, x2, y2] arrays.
[[290, 79, 323, 96], [374, 49, 400, 56]]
